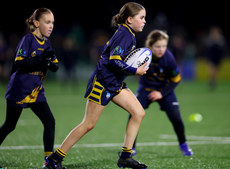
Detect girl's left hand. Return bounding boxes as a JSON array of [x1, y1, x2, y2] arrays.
[[148, 91, 163, 101], [136, 62, 149, 75]]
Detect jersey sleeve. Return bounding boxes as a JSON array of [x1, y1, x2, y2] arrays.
[[15, 36, 30, 62], [14, 36, 44, 72], [109, 33, 132, 61], [167, 50, 181, 83], [46, 39, 59, 64], [108, 33, 137, 74], [161, 50, 181, 96]]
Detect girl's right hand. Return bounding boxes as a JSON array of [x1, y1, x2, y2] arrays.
[[136, 62, 149, 75]]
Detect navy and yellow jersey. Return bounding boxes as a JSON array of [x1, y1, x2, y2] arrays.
[[138, 49, 181, 96], [5, 32, 58, 108], [95, 24, 136, 93]]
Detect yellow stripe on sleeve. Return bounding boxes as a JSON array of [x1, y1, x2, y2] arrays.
[[15, 56, 24, 61], [52, 58, 58, 63], [109, 55, 122, 60], [171, 74, 181, 83]]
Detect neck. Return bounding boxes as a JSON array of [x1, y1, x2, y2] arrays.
[[33, 29, 43, 39], [152, 54, 161, 62]]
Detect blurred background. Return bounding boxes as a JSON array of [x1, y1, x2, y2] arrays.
[[0, 2, 230, 167], [0, 0, 230, 89]]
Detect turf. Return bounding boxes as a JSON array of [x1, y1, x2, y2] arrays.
[[0, 78, 230, 168]]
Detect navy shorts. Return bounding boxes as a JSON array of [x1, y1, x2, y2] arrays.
[[84, 73, 126, 106], [136, 87, 179, 111]]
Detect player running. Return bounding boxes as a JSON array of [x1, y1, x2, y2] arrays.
[[127, 30, 193, 156], [43, 2, 148, 169], [0, 8, 58, 166]]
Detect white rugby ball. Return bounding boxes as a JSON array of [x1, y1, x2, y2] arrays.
[[124, 48, 152, 68]]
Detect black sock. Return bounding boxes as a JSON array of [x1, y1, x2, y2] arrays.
[[52, 148, 67, 161]]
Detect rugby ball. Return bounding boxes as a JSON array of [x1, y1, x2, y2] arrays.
[[124, 48, 152, 68]]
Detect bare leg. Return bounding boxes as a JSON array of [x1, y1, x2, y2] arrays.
[[112, 88, 145, 149], [59, 100, 105, 153]]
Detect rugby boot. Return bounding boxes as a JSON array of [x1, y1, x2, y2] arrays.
[[180, 142, 193, 156], [131, 148, 137, 156], [117, 154, 147, 169], [42, 155, 66, 169]]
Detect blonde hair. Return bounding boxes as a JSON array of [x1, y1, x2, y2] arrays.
[[145, 30, 169, 48], [111, 2, 144, 27], [26, 8, 53, 32]]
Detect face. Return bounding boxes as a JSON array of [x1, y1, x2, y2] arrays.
[[150, 39, 168, 58], [128, 9, 146, 32], [34, 13, 54, 38]]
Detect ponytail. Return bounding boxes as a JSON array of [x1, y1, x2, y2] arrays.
[[26, 8, 53, 32], [111, 2, 144, 27]]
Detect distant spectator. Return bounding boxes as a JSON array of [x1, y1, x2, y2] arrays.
[[60, 36, 78, 83], [205, 26, 226, 90], [89, 30, 109, 64], [0, 32, 7, 81], [170, 32, 186, 70]]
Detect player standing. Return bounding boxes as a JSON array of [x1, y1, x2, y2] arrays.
[[43, 2, 149, 169], [205, 26, 226, 90], [0, 8, 58, 166], [127, 30, 193, 156]]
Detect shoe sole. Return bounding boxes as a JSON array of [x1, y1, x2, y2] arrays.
[[42, 167, 51, 169], [117, 163, 147, 169]]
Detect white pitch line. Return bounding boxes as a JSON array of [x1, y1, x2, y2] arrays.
[[160, 134, 230, 141], [1, 135, 230, 150]]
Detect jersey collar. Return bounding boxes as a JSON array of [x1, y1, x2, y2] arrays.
[[122, 24, 135, 37], [32, 32, 45, 45]]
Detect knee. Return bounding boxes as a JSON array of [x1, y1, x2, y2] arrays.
[[139, 109, 146, 119], [1, 122, 17, 133], [50, 118, 55, 130], [132, 109, 146, 122], [8, 124, 17, 133], [167, 109, 182, 122], [85, 125, 95, 132], [43, 115, 55, 129], [82, 121, 97, 133]]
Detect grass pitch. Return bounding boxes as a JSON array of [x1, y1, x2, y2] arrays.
[[0, 78, 230, 168]]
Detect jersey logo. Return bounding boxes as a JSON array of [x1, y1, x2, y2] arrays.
[[17, 48, 27, 57], [106, 92, 111, 99], [131, 45, 136, 51], [159, 68, 164, 73], [113, 46, 124, 56], [31, 51, 36, 57]]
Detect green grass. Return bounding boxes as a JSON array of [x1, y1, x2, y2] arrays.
[[0, 78, 230, 168]]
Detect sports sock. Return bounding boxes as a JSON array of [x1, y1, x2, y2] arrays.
[[120, 147, 132, 159], [44, 151, 53, 157], [52, 148, 67, 161], [44, 151, 53, 161]]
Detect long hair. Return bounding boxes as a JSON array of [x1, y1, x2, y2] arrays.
[[111, 2, 144, 27]]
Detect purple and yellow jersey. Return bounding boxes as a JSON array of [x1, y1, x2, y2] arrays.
[[5, 32, 58, 107], [95, 24, 136, 93], [139, 49, 181, 93]]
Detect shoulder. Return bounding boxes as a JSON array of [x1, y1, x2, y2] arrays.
[[164, 49, 174, 58], [113, 30, 131, 43], [44, 37, 51, 46], [108, 27, 134, 49], [44, 37, 50, 42], [16, 33, 33, 49], [163, 49, 176, 61], [162, 49, 178, 69], [115, 24, 135, 40], [19, 33, 33, 42], [22, 32, 34, 40]]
